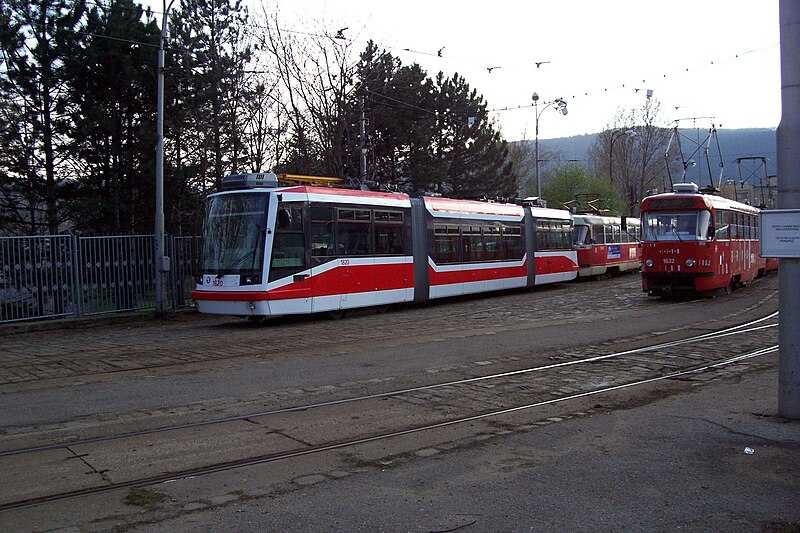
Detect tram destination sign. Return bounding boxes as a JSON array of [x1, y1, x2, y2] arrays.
[[760, 209, 800, 258]]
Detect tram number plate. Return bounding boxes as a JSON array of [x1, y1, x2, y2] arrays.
[[203, 275, 240, 287]]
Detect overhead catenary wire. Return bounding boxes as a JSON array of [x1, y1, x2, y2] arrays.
[[5, 3, 778, 132]]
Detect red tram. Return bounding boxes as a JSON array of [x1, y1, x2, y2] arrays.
[[190, 173, 578, 318], [639, 183, 772, 296], [572, 215, 641, 279]]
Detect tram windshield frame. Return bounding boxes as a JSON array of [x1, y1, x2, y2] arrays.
[[198, 192, 269, 277], [641, 209, 713, 242]]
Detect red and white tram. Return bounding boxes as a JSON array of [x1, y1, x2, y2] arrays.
[[639, 183, 771, 296], [190, 173, 578, 318], [572, 214, 641, 279]]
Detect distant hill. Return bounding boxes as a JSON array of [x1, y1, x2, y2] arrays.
[[516, 128, 777, 186]]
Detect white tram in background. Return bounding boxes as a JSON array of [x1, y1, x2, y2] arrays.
[[191, 173, 578, 318], [572, 214, 641, 279]]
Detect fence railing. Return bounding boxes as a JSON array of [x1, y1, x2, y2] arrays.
[[0, 234, 200, 324]]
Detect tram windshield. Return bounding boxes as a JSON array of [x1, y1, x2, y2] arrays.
[[641, 210, 712, 242], [198, 192, 269, 276], [573, 225, 591, 246]]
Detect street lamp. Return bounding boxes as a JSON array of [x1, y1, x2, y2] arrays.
[[609, 128, 636, 184], [532, 92, 568, 198]]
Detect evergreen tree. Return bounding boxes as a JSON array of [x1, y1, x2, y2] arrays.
[[0, 0, 85, 234], [64, 0, 160, 233], [170, 0, 252, 192]]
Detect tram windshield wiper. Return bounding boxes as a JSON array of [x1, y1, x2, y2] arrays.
[[216, 250, 255, 279]]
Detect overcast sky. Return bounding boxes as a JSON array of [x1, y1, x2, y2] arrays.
[[157, 0, 782, 141]]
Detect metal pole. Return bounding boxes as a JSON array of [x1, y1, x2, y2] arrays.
[[359, 94, 366, 185], [154, 0, 175, 315], [778, 0, 800, 419], [534, 104, 540, 197]]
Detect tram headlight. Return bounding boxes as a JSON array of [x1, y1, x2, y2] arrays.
[[645, 259, 654, 268], [685, 259, 695, 268]]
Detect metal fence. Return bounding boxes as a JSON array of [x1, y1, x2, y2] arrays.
[[0, 234, 200, 324]]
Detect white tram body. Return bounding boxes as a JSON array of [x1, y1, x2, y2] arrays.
[[191, 173, 578, 318]]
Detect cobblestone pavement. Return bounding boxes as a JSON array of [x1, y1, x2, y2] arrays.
[[0, 273, 779, 389]]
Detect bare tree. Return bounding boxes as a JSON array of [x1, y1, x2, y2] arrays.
[[589, 99, 672, 215], [254, 9, 359, 177]]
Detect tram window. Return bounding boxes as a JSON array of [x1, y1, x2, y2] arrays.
[[554, 221, 572, 250], [715, 210, 730, 239], [732, 212, 742, 239], [592, 224, 605, 244], [502, 225, 524, 260], [271, 233, 305, 268], [463, 225, 483, 262], [375, 225, 403, 254], [484, 226, 502, 261], [573, 225, 590, 246], [310, 206, 335, 257], [698, 210, 713, 240], [270, 203, 306, 281], [336, 209, 372, 256], [375, 210, 403, 223], [373, 210, 404, 255], [277, 205, 303, 231], [433, 224, 460, 263], [535, 220, 550, 250], [338, 223, 372, 255]]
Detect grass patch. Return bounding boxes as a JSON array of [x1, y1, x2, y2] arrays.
[[123, 488, 167, 507]]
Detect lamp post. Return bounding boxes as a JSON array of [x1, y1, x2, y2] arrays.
[[609, 128, 636, 184], [155, 0, 176, 315], [531, 92, 568, 198]]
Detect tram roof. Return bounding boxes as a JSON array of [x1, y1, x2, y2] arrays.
[[572, 214, 641, 225], [641, 191, 761, 214]]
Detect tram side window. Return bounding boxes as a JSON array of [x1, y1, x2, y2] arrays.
[[502, 224, 524, 260], [535, 220, 551, 250], [374, 210, 404, 255], [463, 225, 483, 262], [732, 212, 742, 239], [592, 224, 605, 244], [715, 210, 730, 239], [482, 226, 502, 261], [433, 224, 460, 263], [270, 203, 306, 281], [536, 219, 571, 251], [337, 209, 372, 256], [555, 221, 572, 249], [310, 206, 335, 258]]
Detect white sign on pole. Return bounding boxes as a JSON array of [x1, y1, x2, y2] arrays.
[[760, 209, 800, 258]]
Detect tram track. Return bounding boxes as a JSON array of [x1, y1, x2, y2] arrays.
[[0, 311, 779, 513], [0, 311, 778, 458], [0, 274, 769, 388]]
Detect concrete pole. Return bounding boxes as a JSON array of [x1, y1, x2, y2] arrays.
[[778, 0, 800, 419], [154, 0, 176, 315]]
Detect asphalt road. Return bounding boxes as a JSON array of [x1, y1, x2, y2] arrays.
[[1, 272, 795, 532]]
